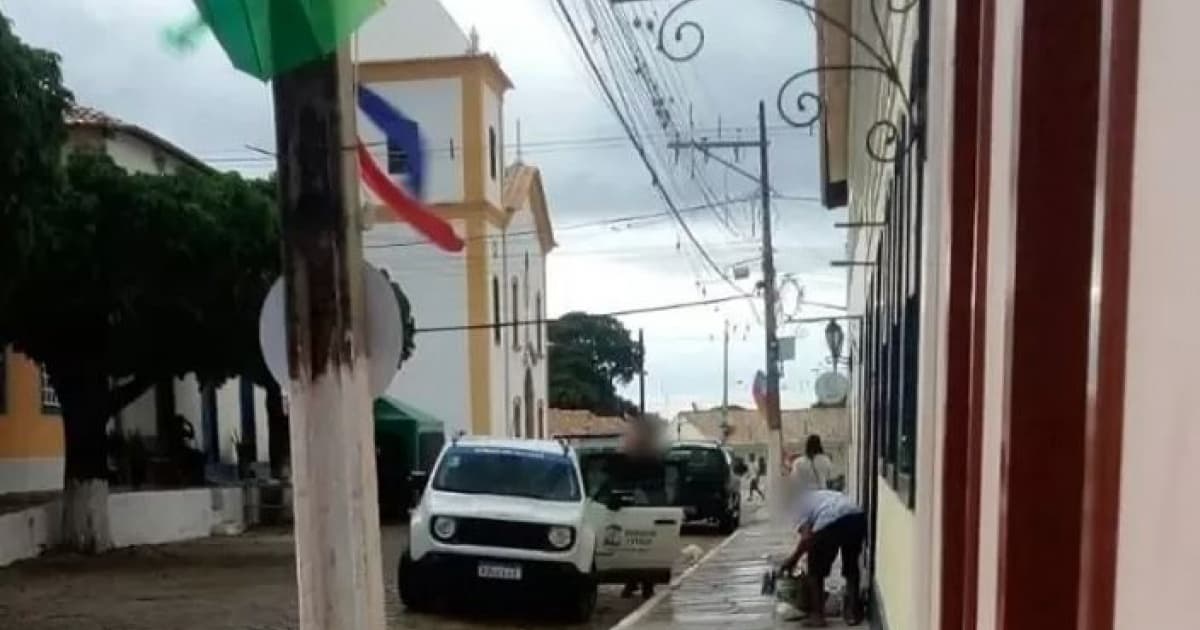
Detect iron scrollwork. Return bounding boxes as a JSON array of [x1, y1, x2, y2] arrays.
[[652, 0, 922, 163]]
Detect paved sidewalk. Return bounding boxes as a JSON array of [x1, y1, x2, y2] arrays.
[[618, 522, 852, 630]]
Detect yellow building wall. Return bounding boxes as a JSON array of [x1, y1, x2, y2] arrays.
[[875, 481, 915, 630], [0, 349, 64, 459]]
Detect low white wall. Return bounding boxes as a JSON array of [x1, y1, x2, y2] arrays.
[[0, 487, 248, 567], [109, 487, 245, 548], [0, 501, 60, 567]]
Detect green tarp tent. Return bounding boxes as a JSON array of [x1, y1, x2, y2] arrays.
[[374, 396, 445, 517]]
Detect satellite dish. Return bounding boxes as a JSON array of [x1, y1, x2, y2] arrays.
[[814, 371, 849, 405], [258, 261, 403, 398]]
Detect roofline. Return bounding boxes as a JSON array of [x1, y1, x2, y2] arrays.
[[69, 119, 214, 175], [502, 164, 556, 253]]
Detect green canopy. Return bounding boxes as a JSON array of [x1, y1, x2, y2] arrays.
[[374, 396, 443, 435], [194, 0, 383, 80]]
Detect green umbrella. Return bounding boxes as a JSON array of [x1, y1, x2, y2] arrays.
[[192, 0, 384, 80]]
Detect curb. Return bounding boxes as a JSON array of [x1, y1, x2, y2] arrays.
[[608, 529, 744, 630]]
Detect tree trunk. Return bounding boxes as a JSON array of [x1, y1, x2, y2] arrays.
[[265, 383, 289, 479], [53, 363, 114, 553]]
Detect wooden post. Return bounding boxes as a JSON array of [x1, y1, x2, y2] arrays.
[[273, 44, 386, 630]]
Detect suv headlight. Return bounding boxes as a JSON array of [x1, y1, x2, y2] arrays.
[[431, 516, 457, 541], [547, 525, 575, 550]]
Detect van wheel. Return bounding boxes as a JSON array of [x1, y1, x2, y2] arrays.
[[718, 509, 739, 535], [563, 573, 598, 622], [398, 551, 432, 612]]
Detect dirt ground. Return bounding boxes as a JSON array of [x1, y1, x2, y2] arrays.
[[0, 523, 724, 630]]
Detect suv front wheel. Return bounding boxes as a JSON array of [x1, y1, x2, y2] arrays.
[[561, 566, 598, 622], [398, 550, 433, 612]]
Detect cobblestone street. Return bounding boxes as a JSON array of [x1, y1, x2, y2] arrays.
[[0, 524, 724, 630]]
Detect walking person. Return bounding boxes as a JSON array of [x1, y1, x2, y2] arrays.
[[790, 435, 835, 491], [748, 452, 766, 502], [780, 488, 866, 627]]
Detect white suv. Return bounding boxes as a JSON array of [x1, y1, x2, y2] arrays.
[[398, 437, 684, 621]]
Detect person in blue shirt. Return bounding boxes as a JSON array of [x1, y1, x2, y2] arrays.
[[780, 489, 866, 627]]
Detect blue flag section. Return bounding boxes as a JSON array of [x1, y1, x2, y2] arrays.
[[357, 85, 426, 200]]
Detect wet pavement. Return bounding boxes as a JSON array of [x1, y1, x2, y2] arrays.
[[620, 521, 853, 630], [0, 523, 725, 630]]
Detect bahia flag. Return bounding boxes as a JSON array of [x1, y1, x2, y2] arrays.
[[357, 85, 463, 252]]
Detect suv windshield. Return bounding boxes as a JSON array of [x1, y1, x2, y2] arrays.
[[666, 447, 728, 479], [432, 446, 581, 502]]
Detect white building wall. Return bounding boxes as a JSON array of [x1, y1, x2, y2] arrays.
[[1112, 3, 1200, 627], [488, 222, 511, 436], [105, 133, 185, 175], [502, 203, 547, 439], [119, 387, 158, 437], [365, 221, 472, 436], [839, 2, 923, 629], [358, 78, 465, 205], [355, 0, 470, 63]]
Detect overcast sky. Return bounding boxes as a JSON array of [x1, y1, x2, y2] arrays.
[[2, 0, 848, 416]]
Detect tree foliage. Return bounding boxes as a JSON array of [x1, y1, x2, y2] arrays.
[[547, 312, 641, 416], [0, 14, 73, 307], [2, 153, 280, 397]]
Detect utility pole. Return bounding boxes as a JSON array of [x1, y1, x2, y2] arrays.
[[721, 320, 729, 442], [638, 328, 646, 419], [757, 101, 785, 516], [273, 44, 386, 630], [668, 101, 784, 515]]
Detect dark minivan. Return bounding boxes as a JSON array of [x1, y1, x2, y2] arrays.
[[665, 441, 741, 533]]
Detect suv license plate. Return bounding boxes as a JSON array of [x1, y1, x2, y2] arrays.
[[477, 562, 522, 581]]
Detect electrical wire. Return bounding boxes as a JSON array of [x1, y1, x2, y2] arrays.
[[363, 193, 758, 250], [414, 292, 750, 333], [554, 0, 750, 300]]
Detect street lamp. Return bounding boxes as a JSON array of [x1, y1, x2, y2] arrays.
[[825, 319, 845, 372]]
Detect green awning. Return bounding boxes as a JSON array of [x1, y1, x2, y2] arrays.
[[194, 0, 384, 80], [374, 396, 443, 435]]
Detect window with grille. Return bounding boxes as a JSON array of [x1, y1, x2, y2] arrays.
[[387, 139, 409, 176], [40, 365, 60, 414], [864, 113, 924, 510]]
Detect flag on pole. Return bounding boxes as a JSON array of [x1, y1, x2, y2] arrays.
[[357, 143, 463, 252], [356, 85, 463, 253]]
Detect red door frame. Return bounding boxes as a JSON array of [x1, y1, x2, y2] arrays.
[[939, 0, 1137, 628], [939, 0, 992, 627], [1076, 0, 1140, 627]]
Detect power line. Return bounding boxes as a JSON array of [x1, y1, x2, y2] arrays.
[[414, 292, 751, 333], [555, 0, 749, 299], [194, 125, 814, 164], [363, 193, 759, 250]]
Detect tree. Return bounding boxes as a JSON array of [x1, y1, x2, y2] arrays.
[[0, 14, 73, 311], [0, 152, 279, 551], [547, 312, 641, 416]]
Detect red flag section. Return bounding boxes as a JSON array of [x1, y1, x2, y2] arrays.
[[356, 142, 464, 252]]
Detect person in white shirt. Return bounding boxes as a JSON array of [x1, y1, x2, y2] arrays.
[[780, 488, 866, 627], [790, 435, 835, 491]]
